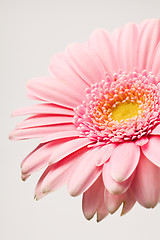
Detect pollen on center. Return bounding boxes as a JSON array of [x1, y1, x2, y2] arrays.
[[111, 101, 140, 122]]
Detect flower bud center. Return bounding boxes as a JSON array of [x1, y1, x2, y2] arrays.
[[74, 70, 160, 143], [111, 101, 140, 122]]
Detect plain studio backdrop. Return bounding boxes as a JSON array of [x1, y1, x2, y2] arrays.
[[1, 0, 160, 239]]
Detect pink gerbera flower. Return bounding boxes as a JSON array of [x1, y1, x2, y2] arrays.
[[10, 19, 160, 222]]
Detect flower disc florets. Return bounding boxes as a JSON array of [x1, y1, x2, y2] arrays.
[[74, 70, 160, 143]]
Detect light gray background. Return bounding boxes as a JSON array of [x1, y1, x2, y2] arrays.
[[1, 0, 160, 239]]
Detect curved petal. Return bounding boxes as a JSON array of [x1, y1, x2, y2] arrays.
[[118, 23, 139, 71], [21, 173, 30, 181], [137, 19, 160, 71], [9, 123, 76, 140], [27, 92, 42, 101], [41, 147, 88, 194], [110, 142, 140, 182], [17, 114, 73, 129], [68, 148, 102, 196], [49, 137, 92, 164], [82, 175, 108, 221], [104, 189, 135, 215], [89, 29, 118, 75], [103, 161, 134, 194], [41, 130, 80, 143], [11, 103, 74, 117], [21, 142, 55, 177], [95, 177, 109, 223], [66, 43, 105, 86], [150, 124, 160, 135], [151, 42, 160, 78], [142, 136, 160, 167], [120, 190, 136, 216], [96, 143, 117, 166], [96, 200, 109, 222], [82, 187, 98, 220], [27, 77, 83, 109], [49, 52, 88, 93], [131, 152, 160, 208], [104, 190, 123, 214], [135, 137, 148, 146], [34, 166, 52, 200], [139, 19, 152, 30]]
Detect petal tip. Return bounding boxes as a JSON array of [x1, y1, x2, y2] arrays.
[[34, 193, 44, 201], [21, 174, 30, 181], [96, 212, 108, 222], [9, 133, 13, 140], [84, 214, 94, 221], [68, 189, 78, 197], [42, 187, 49, 195]]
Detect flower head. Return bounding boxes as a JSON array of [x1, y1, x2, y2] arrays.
[[10, 19, 160, 222]]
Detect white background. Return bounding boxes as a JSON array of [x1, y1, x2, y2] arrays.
[[1, 0, 160, 239]]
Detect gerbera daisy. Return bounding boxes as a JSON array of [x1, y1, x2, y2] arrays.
[[10, 19, 160, 222]]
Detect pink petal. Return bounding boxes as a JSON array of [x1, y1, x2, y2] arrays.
[[27, 92, 42, 101], [118, 23, 139, 71], [137, 19, 160, 71], [142, 136, 160, 167], [41, 130, 80, 143], [96, 199, 109, 223], [103, 161, 134, 194], [34, 166, 52, 200], [41, 147, 87, 194], [112, 26, 121, 41], [49, 137, 92, 164], [27, 77, 83, 109], [68, 148, 102, 196], [82, 175, 106, 221], [66, 43, 105, 86], [96, 143, 117, 166], [21, 173, 30, 181], [120, 190, 136, 216], [104, 189, 135, 215], [139, 19, 152, 30], [104, 190, 123, 214], [49, 52, 88, 93], [11, 103, 74, 117], [131, 152, 160, 208], [9, 123, 76, 140], [17, 114, 73, 129], [95, 176, 109, 222], [151, 42, 160, 78], [110, 142, 140, 182], [135, 137, 148, 146], [150, 124, 160, 135], [21, 142, 55, 177], [89, 29, 118, 75]]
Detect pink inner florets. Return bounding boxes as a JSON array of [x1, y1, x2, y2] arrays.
[[74, 70, 160, 143]]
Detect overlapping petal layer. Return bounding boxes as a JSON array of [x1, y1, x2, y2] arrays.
[[10, 19, 160, 222]]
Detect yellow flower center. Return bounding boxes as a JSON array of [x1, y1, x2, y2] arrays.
[[111, 101, 140, 122]]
